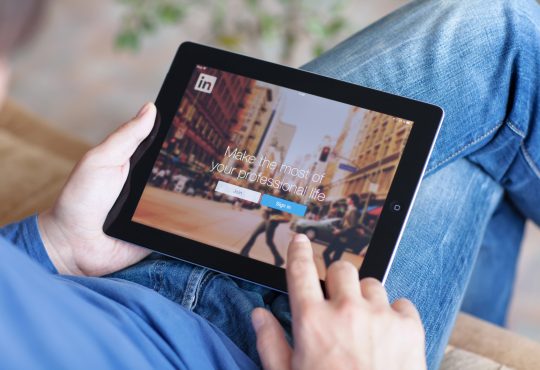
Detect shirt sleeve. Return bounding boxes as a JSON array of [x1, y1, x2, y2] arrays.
[[0, 215, 58, 274]]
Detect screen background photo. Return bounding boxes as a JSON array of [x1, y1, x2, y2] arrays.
[[133, 66, 413, 279]]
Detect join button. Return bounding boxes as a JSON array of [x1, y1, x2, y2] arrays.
[[260, 194, 307, 217]]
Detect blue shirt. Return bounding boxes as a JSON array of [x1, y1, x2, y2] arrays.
[[0, 216, 258, 370]]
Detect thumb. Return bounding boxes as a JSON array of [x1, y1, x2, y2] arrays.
[[252, 308, 292, 370], [93, 102, 156, 166]]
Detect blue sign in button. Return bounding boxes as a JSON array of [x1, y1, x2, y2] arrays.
[[260, 194, 307, 217]]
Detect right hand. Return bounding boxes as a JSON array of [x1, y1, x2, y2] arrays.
[[251, 234, 426, 370]]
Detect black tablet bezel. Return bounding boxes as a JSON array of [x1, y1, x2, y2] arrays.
[[104, 42, 443, 292]]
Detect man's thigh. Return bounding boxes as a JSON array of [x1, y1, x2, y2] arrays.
[[385, 159, 502, 367]]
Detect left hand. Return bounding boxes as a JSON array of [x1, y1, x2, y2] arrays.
[[38, 103, 156, 276]]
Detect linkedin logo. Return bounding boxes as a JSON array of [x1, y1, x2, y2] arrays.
[[194, 73, 217, 93]]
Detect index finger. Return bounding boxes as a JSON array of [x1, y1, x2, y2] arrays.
[[286, 234, 324, 315]]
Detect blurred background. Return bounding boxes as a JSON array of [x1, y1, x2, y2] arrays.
[[8, 0, 540, 341]]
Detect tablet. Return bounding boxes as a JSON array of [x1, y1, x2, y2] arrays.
[[104, 42, 443, 292]]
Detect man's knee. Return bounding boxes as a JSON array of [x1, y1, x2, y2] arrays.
[[438, 0, 538, 44]]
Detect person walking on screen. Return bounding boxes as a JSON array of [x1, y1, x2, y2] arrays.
[[323, 193, 367, 267], [240, 205, 291, 267]]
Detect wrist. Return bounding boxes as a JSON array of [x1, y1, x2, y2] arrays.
[[38, 210, 82, 275]]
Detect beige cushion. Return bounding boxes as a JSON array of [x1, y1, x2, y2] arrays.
[[0, 100, 89, 224]]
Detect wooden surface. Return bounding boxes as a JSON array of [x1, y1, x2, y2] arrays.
[[449, 313, 540, 369], [0, 100, 89, 224]]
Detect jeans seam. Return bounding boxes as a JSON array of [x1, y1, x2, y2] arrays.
[[506, 119, 526, 138], [426, 122, 504, 175], [339, 34, 429, 87], [151, 260, 164, 292], [191, 271, 218, 311], [181, 267, 208, 310], [505, 117, 540, 181], [520, 142, 540, 180]]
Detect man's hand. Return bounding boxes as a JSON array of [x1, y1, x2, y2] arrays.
[[38, 103, 156, 276], [251, 234, 426, 370]]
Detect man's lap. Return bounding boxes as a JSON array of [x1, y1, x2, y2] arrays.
[[110, 158, 502, 369], [108, 256, 290, 367], [113, 0, 540, 369]]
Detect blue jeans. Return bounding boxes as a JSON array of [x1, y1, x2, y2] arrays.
[[110, 0, 540, 369]]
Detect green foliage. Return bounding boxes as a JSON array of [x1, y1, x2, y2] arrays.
[[114, 0, 350, 64], [115, 0, 187, 50], [157, 4, 184, 23]]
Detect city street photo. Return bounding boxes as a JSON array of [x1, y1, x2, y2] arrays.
[[133, 65, 413, 279]]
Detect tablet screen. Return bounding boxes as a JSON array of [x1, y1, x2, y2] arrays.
[[132, 65, 413, 279]]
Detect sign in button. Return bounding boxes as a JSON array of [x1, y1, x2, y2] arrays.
[[260, 194, 307, 217], [215, 181, 261, 203]]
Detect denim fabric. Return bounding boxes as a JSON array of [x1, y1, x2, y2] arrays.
[[109, 256, 292, 365], [111, 1, 540, 369], [461, 197, 525, 325]]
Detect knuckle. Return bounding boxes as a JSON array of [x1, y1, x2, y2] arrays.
[[298, 302, 318, 320], [394, 298, 420, 317], [81, 148, 100, 165], [256, 326, 273, 348], [288, 257, 312, 278], [406, 314, 425, 333], [288, 243, 310, 260], [295, 304, 317, 328], [336, 297, 359, 316], [368, 301, 389, 317], [396, 297, 413, 307], [329, 260, 356, 275], [361, 278, 385, 296], [123, 125, 140, 144], [82, 148, 96, 160], [361, 277, 382, 288]]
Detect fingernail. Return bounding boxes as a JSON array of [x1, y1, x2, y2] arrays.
[[136, 102, 152, 118], [252, 309, 266, 331], [293, 233, 309, 242]]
